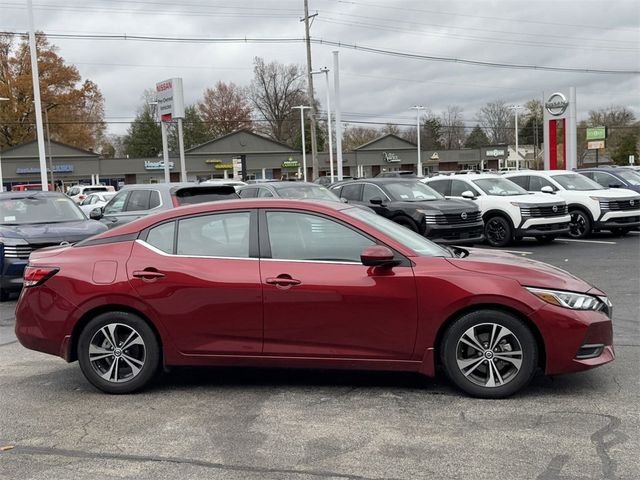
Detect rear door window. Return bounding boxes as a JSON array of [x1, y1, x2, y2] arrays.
[[125, 190, 151, 211], [340, 183, 363, 201], [176, 212, 251, 258], [508, 176, 529, 190], [103, 191, 129, 214], [451, 179, 477, 196], [528, 176, 557, 191], [427, 179, 450, 196]]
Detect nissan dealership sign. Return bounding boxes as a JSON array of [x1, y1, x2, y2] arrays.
[[156, 78, 185, 122], [545, 92, 569, 117]]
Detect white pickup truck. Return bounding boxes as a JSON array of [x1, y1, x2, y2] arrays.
[[422, 174, 570, 247], [504, 170, 640, 238]]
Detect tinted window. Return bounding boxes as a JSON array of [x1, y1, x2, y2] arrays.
[[174, 187, 237, 205], [103, 191, 129, 214], [83, 187, 108, 194], [427, 180, 449, 196], [146, 221, 175, 254], [125, 190, 151, 212], [384, 182, 441, 201], [593, 172, 623, 187], [275, 184, 338, 201], [266, 211, 374, 262], [362, 184, 386, 203], [529, 176, 557, 191], [239, 188, 258, 198], [451, 179, 478, 196], [177, 212, 250, 258], [149, 190, 161, 208], [617, 170, 640, 186], [507, 176, 529, 190], [257, 188, 274, 198], [552, 173, 602, 191], [340, 183, 362, 201]]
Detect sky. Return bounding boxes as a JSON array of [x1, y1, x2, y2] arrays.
[[2, 0, 639, 137]]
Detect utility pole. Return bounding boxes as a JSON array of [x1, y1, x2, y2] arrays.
[[333, 51, 343, 181], [302, 0, 319, 180], [312, 68, 334, 182], [510, 105, 524, 170]]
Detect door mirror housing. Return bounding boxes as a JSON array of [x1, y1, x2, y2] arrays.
[[360, 245, 400, 267], [89, 207, 104, 220], [369, 197, 384, 205], [609, 184, 621, 188], [461, 190, 476, 200], [541, 186, 555, 194]]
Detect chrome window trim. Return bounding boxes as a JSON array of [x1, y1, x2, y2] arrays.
[[136, 239, 256, 261], [260, 257, 363, 265]]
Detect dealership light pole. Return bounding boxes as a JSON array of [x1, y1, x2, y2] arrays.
[[510, 104, 524, 170], [0, 98, 8, 191], [293, 105, 311, 182], [333, 51, 343, 181], [312, 67, 334, 182], [410, 106, 425, 176]]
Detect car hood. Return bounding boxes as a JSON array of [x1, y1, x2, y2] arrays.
[[494, 192, 565, 205], [579, 188, 640, 199], [446, 247, 594, 293], [393, 198, 477, 213], [0, 220, 108, 244]]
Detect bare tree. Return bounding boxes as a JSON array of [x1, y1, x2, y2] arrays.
[[341, 124, 380, 151], [249, 57, 307, 145], [441, 105, 466, 149], [476, 99, 514, 144], [198, 81, 253, 137], [381, 123, 401, 136]]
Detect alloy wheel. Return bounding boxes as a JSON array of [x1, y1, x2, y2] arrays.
[[455, 323, 523, 388], [569, 211, 589, 238], [88, 323, 146, 383], [485, 218, 509, 246]]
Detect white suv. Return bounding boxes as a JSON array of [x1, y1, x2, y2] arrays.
[[504, 170, 640, 238], [66, 185, 114, 204], [422, 174, 570, 247]]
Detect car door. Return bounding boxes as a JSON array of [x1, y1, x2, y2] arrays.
[[259, 209, 418, 359], [128, 209, 263, 355]]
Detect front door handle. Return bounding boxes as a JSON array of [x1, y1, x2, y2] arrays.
[[265, 277, 301, 287], [132, 270, 165, 280]]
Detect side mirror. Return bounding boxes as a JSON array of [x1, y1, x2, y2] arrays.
[[541, 186, 555, 194], [369, 197, 384, 205], [89, 207, 104, 220], [461, 190, 476, 200], [609, 184, 621, 188], [360, 245, 401, 267]]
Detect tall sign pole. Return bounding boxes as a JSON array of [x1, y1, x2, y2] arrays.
[[333, 51, 343, 181], [293, 106, 311, 182], [26, 0, 49, 190], [410, 106, 425, 175], [156, 78, 186, 183], [302, 0, 319, 180]]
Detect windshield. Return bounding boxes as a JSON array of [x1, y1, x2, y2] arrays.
[[276, 184, 340, 201], [384, 181, 442, 201], [552, 173, 603, 191], [617, 170, 640, 186], [472, 178, 527, 196], [344, 207, 451, 257], [0, 195, 86, 225]]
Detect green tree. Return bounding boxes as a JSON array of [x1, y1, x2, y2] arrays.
[[611, 129, 639, 165], [294, 118, 325, 153], [168, 105, 211, 151], [123, 103, 161, 158], [586, 106, 637, 166], [464, 125, 490, 148]]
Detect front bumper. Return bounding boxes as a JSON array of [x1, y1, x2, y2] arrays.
[[0, 257, 28, 291], [516, 214, 571, 237], [530, 304, 614, 376], [595, 210, 640, 230], [424, 221, 485, 245]]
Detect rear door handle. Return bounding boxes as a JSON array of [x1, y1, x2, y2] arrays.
[[132, 270, 165, 280], [265, 277, 301, 286]]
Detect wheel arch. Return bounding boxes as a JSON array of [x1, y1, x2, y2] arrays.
[[567, 203, 594, 222], [482, 209, 515, 228], [433, 303, 546, 372], [69, 304, 164, 363]]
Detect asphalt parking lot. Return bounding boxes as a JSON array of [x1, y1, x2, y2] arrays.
[[1, 233, 638, 480]]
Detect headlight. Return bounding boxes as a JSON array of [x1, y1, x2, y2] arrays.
[[589, 196, 607, 201], [526, 287, 611, 316], [510, 202, 525, 207]]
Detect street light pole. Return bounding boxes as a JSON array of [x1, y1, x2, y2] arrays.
[[293, 105, 311, 182], [0, 97, 8, 192], [509, 105, 524, 170], [410, 106, 425, 176], [312, 68, 334, 182]]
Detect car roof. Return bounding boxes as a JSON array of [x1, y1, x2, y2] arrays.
[[0, 190, 65, 198], [426, 173, 501, 181], [338, 178, 424, 185]]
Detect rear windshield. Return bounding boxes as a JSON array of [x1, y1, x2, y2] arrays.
[[173, 187, 239, 206], [83, 187, 108, 194], [0, 195, 85, 225]]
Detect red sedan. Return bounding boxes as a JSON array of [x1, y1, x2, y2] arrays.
[[15, 199, 614, 398]]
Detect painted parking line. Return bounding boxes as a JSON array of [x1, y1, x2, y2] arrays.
[[557, 239, 617, 245]]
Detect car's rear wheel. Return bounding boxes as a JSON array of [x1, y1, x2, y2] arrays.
[[440, 310, 538, 398], [484, 216, 513, 247], [568, 209, 591, 239], [78, 311, 160, 394], [394, 216, 418, 232]]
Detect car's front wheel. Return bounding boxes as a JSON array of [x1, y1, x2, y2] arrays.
[[440, 310, 538, 398], [568, 209, 591, 239], [78, 311, 160, 394], [484, 216, 513, 247]]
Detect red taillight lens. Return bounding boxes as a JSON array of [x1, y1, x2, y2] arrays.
[[23, 266, 59, 287]]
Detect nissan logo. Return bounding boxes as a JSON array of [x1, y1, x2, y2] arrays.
[[552, 205, 558, 213], [461, 212, 468, 220], [545, 92, 569, 116], [631, 200, 636, 206]]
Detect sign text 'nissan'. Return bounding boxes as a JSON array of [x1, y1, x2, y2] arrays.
[[545, 92, 569, 116], [155, 78, 185, 122]]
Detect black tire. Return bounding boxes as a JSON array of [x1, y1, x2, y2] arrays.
[[440, 310, 538, 399], [568, 209, 591, 239], [394, 216, 418, 232], [484, 215, 513, 247], [78, 311, 160, 394], [535, 235, 557, 244]]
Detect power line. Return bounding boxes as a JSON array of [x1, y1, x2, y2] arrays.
[[2, 31, 637, 74]]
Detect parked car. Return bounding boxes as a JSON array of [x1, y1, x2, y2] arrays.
[[199, 179, 248, 191], [330, 178, 483, 245], [11, 183, 55, 192], [67, 184, 115, 204], [238, 181, 340, 201], [90, 183, 239, 229], [504, 170, 640, 237], [16, 199, 614, 397], [313, 176, 354, 187], [0, 191, 107, 301], [577, 167, 640, 194], [78, 192, 117, 216], [422, 174, 570, 247], [375, 170, 418, 178]]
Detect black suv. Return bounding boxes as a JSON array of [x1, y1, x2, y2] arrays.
[[90, 183, 239, 229], [330, 179, 484, 244]]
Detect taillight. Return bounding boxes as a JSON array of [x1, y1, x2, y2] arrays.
[[23, 266, 59, 287]]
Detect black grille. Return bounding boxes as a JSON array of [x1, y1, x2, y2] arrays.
[[520, 204, 568, 217], [423, 211, 482, 225], [2, 242, 60, 259], [599, 199, 640, 211]]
